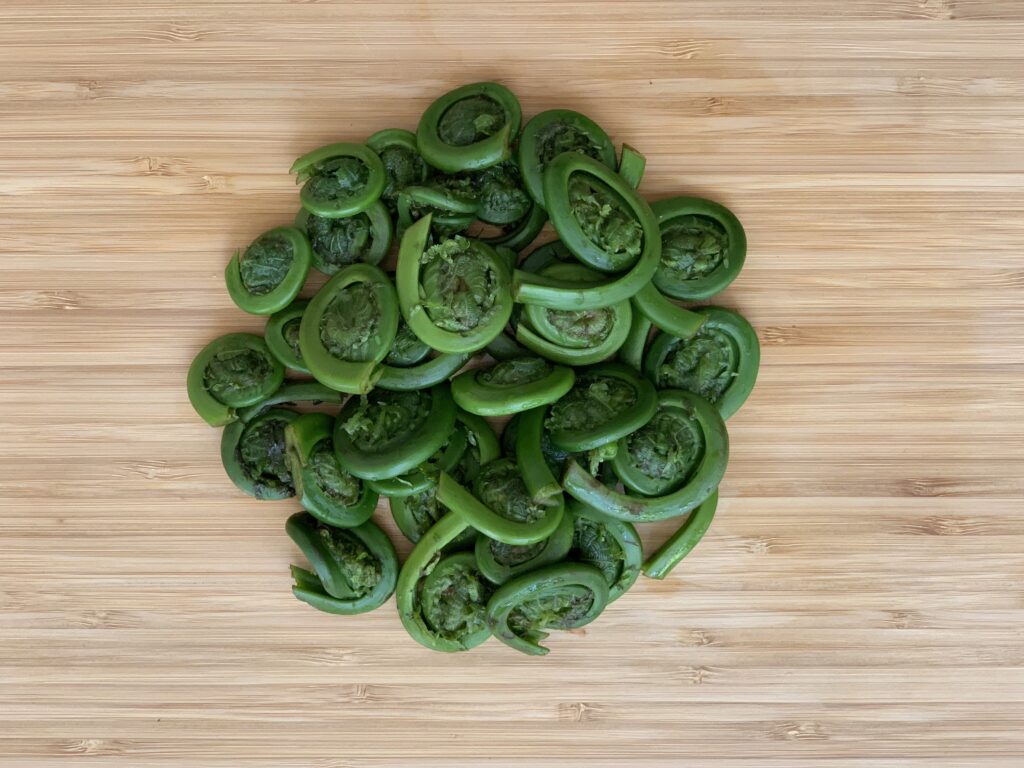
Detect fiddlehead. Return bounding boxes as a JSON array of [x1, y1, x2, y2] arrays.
[[562, 390, 728, 522], [187, 333, 284, 426], [285, 413, 377, 528], [651, 196, 747, 300], [220, 407, 298, 499], [225, 226, 312, 316], [264, 299, 310, 374], [642, 490, 718, 580], [365, 128, 430, 212], [390, 410, 499, 547], [291, 142, 386, 218], [513, 154, 665, 311], [299, 262, 399, 394], [416, 82, 522, 173], [333, 384, 456, 481], [295, 201, 392, 275], [463, 161, 532, 226], [399, 549, 494, 652], [450, 356, 574, 417], [545, 362, 657, 453], [485, 562, 609, 656], [515, 262, 633, 366], [517, 109, 616, 210], [286, 512, 397, 615], [543, 152, 658, 274], [568, 500, 642, 601], [474, 500, 574, 585], [396, 217, 513, 354], [644, 306, 760, 420]]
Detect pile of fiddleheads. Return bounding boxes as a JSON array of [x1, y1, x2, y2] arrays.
[[187, 81, 760, 655]]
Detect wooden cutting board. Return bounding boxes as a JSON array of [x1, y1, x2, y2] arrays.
[[2, 1, 1022, 765]]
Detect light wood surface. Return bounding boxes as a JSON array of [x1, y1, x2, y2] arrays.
[[2, 2, 1023, 765]]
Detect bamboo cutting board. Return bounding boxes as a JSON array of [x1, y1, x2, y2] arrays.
[[2, 1, 1023, 765]]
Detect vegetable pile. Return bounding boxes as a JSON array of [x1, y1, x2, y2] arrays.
[[188, 82, 759, 656]]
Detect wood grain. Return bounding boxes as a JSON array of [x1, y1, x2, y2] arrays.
[[1, 1, 1023, 765]]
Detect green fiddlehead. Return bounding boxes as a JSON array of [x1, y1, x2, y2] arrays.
[[398, 549, 494, 652], [474, 500, 574, 585], [225, 226, 312, 316], [563, 390, 728, 522], [295, 201, 392, 275], [188, 333, 285, 427], [286, 512, 398, 615], [543, 152, 658, 274], [485, 562, 610, 656], [642, 490, 718, 580], [450, 356, 574, 417], [568, 500, 642, 602], [365, 128, 430, 212], [285, 413, 377, 528], [462, 161, 532, 226], [651, 196, 747, 300], [545, 362, 657, 453], [516, 262, 633, 365], [220, 407, 298, 500], [396, 217, 513, 354], [333, 384, 456, 481], [299, 263, 399, 394], [264, 299, 310, 374], [517, 109, 616, 210], [291, 142, 386, 219], [416, 82, 522, 173], [644, 306, 760, 420]]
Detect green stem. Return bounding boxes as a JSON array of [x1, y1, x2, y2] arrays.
[[450, 359, 574, 417], [619, 313, 652, 371], [514, 406, 564, 505], [617, 144, 646, 189], [437, 471, 564, 546], [376, 352, 470, 392], [631, 282, 706, 339], [642, 491, 718, 580]]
